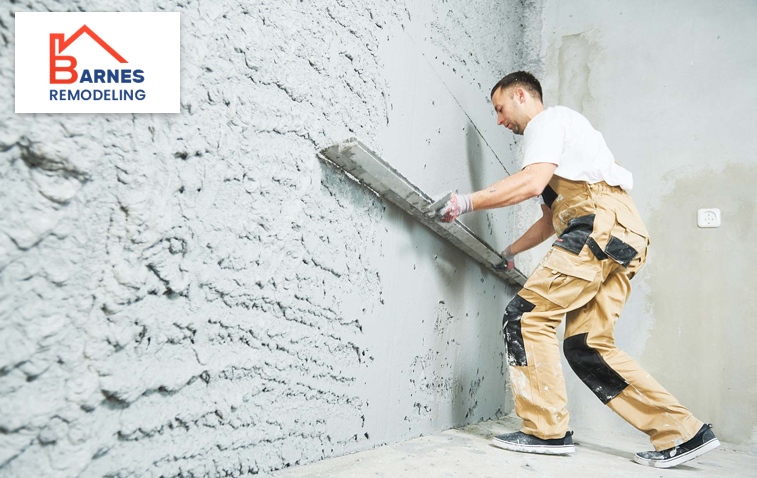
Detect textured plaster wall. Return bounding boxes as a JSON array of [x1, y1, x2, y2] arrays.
[[0, 1, 532, 476], [531, 0, 757, 448]]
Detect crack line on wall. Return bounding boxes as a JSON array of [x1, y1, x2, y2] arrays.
[[400, 29, 512, 176]]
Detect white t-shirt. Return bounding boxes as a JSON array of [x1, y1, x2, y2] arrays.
[[522, 106, 633, 192]]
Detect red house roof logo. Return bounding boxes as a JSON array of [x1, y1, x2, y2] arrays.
[[50, 25, 128, 84]]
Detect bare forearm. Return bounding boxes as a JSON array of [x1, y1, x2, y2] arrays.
[[510, 215, 554, 255], [470, 163, 556, 211], [499, 203, 555, 272], [470, 170, 538, 210], [433, 163, 556, 224]]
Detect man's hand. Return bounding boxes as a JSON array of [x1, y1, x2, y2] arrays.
[[436, 193, 473, 223], [500, 244, 516, 271]]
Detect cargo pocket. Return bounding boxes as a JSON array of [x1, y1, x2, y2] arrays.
[[606, 211, 650, 268], [553, 214, 595, 255], [524, 249, 599, 309], [615, 210, 650, 240]]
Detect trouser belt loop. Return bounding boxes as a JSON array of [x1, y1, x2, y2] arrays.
[[588, 181, 600, 202]]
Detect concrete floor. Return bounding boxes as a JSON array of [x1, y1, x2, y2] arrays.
[[267, 415, 757, 478]]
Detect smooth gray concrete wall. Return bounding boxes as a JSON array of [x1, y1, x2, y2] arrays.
[[0, 1, 531, 476], [521, 0, 757, 448]]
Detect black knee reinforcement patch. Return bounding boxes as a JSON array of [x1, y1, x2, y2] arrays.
[[553, 214, 595, 255], [502, 295, 536, 367], [563, 333, 628, 404]]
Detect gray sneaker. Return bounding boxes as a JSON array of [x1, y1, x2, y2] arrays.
[[634, 424, 720, 468], [491, 430, 575, 455]]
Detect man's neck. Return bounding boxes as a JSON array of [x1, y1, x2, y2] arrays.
[[523, 104, 546, 131]]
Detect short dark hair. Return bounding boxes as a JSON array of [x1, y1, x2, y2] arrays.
[[490, 71, 543, 103]]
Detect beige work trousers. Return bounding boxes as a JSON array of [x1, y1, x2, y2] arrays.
[[503, 176, 703, 451]]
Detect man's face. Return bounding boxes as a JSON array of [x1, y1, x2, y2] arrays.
[[492, 87, 527, 135]]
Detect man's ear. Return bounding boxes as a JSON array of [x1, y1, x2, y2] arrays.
[[516, 87, 526, 104]]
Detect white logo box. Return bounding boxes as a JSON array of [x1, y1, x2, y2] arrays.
[[15, 12, 180, 113]]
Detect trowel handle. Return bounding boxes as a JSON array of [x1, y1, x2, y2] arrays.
[[425, 192, 453, 217]]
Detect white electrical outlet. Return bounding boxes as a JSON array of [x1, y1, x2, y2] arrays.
[[697, 208, 721, 228]]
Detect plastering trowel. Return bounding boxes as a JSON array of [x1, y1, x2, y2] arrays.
[[318, 138, 526, 286]]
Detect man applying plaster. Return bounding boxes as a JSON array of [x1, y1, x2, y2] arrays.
[[433, 71, 719, 468]]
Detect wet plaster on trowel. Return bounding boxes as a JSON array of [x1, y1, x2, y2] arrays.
[[0, 1, 534, 477]]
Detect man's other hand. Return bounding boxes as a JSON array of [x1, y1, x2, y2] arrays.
[[500, 244, 516, 271]]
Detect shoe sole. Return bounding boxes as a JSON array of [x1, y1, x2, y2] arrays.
[[491, 437, 575, 455], [633, 438, 721, 468]]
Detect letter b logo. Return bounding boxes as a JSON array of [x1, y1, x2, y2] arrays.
[[50, 33, 78, 84]]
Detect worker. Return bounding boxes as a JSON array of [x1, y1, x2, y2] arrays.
[[433, 71, 719, 468]]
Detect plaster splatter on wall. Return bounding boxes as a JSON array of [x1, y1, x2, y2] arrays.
[[0, 0, 528, 476]]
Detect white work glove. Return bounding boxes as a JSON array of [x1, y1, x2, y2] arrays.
[[499, 245, 516, 271], [436, 192, 474, 223]]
